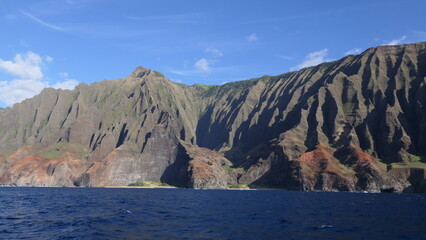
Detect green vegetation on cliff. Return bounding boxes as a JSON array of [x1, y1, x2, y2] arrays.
[[128, 181, 171, 187], [389, 154, 426, 169], [38, 142, 90, 159], [227, 184, 249, 189]]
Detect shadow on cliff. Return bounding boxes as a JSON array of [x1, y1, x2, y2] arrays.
[[160, 143, 190, 188], [238, 144, 302, 190]]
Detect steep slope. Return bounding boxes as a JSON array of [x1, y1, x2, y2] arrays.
[[197, 43, 426, 192], [0, 67, 205, 187], [0, 42, 425, 192]]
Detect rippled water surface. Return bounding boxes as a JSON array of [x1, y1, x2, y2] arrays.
[[0, 187, 425, 239]]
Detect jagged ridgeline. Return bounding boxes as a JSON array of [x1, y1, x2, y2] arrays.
[[0, 42, 425, 192]]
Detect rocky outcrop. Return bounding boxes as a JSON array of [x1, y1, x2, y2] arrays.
[[156, 141, 237, 189], [0, 144, 90, 186], [180, 141, 236, 189], [81, 124, 180, 187], [0, 43, 426, 192]]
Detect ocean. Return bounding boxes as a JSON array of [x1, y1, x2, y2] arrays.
[[0, 187, 425, 239]]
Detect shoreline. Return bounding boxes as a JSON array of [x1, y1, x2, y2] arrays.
[[103, 185, 177, 189], [0, 185, 281, 190], [103, 185, 286, 191], [0, 186, 414, 193]]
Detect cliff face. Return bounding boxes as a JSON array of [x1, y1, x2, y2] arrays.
[[0, 43, 425, 192]]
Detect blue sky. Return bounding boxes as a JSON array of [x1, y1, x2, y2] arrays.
[[0, 0, 426, 107]]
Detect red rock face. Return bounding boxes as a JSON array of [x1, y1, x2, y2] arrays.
[[293, 145, 357, 191], [344, 145, 385, 173], [181, 141, 237, 189], [0, 152, 89, 187]]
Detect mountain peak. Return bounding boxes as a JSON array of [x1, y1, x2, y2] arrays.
[[130, 66, 151, 78]]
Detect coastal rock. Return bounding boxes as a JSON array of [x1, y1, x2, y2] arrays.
[[82, 124, 180, 186], [0, 148, 89, 187], [0, 42, 425, 192], [163, 141, 236, 189], [183, 142, 236, 189]]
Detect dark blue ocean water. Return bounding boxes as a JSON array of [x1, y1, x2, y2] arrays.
[[0, 188, 425, 240]]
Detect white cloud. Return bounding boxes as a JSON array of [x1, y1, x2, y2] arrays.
[[168, 68, 187, 76], [168, 68, 200, 77], [174, 48, 225, 76], [45, 56, 53, 62], [205, 47, 223, 57], [21, 11, 66, 32], [195, 58, 214, 72], [345, 48, 362, 55], [246, 33, 258, 42], [195, 58, 211, 72], [0, 79, 47, 106], [55, 72, 78, 90], [0, 52, 43, 80], [192, 48, 223, 73], [59, 72, 69, 78], [290, 48, 330, 71], [52, 79, 79, 90], [0, 52, 79, 106], [385, 35, 407, 46], [167, 64, 243, 79]]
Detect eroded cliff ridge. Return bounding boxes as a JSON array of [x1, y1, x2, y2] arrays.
[[0, 42, 425, 192]]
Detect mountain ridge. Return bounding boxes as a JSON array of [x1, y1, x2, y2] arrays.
[[0, 42, 425, 192]]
